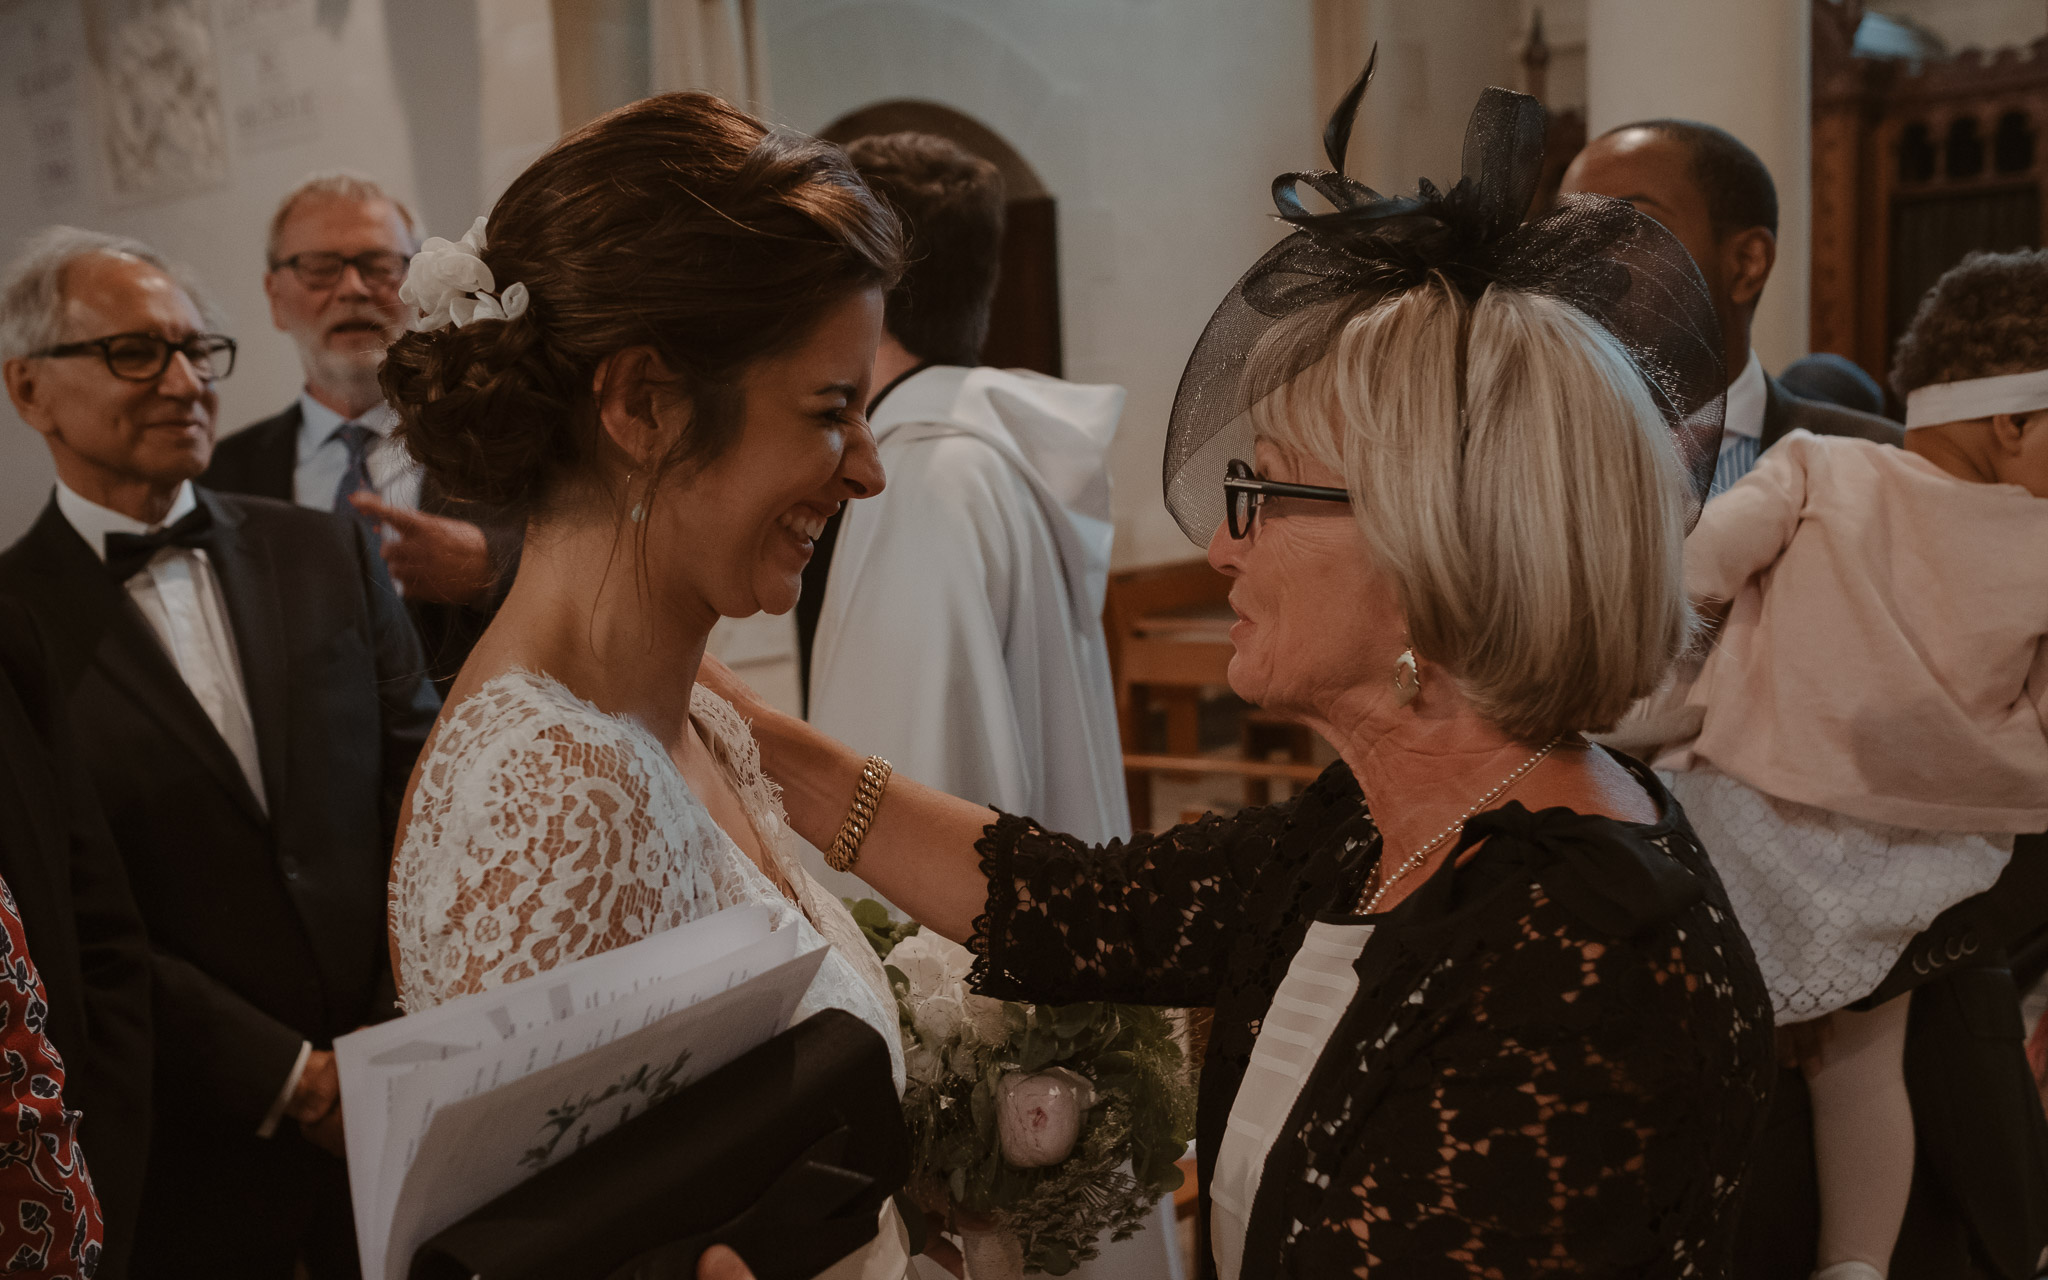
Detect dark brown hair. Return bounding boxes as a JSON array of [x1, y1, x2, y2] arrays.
[[844, 132, 1004, 367], [1891, 248, 2048, 396], [381, 93, 903, 519]]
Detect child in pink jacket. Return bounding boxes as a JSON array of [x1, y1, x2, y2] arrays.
[[1666, 250, 2048, 1280]]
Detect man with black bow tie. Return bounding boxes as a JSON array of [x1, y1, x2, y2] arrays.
[[0, 226, 439, 1279]]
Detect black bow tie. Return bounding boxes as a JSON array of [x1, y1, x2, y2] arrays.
[[103, 503, 217, 581]]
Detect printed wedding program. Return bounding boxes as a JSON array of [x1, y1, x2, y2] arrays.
[[334, 904, 828, 1280]]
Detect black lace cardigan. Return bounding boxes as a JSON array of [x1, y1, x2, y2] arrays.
[[970, 754, 1774, 1277]]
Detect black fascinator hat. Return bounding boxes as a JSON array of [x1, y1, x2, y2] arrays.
[[1161, 52, 1726, 543]]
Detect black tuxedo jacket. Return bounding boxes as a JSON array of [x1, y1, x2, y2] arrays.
[[0, 487, 439, 1128], [1761, 373, 1905, 450], [0, 600, 153, 1278], [1734, 835, 2048, 1280], [203, 402, 520, 696]]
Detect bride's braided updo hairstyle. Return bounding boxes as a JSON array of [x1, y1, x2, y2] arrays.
[[380, 93, 903, 520]]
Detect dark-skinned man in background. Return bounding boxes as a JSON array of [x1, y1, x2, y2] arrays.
[[1569, 120, 2048, 1280], [1562, 119, 1900, 496]]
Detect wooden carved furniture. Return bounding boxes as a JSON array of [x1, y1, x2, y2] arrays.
[[1812, 1, 2048, 397], [1102, 560, 1321, 833]]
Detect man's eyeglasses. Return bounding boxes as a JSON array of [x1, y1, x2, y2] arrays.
[[1223, 458, 1352, 539], [268, 250, 411, 291], [32, 332, 238, 383]]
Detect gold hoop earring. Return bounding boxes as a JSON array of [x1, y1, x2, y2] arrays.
[[1392, 648, 1421, 707]]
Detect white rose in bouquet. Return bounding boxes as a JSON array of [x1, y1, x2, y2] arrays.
[[846, 899, 1196, 1276], [888, 932, 967, 997], [891, 932, 1006, 1051], [964, 988, 1011, 1042], [904, 1042, 946, 1087]]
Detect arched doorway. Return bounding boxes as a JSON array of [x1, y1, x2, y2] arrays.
[[820, 100, 1063, 377]]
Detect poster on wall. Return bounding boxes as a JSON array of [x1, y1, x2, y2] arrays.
[[3, 1, 91, 208], [82, 0, 232, 206], [216, 0, 323, 153]]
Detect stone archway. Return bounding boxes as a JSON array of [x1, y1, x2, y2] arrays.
[[821, 99, 1063, 377]]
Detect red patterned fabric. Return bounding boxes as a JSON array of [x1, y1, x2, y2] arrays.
[[0, 874, 100, 1277]]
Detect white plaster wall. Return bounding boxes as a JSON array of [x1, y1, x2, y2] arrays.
[[0, 0, 558, 545], [760, 0, 1319, 568], [1347, 0, 1522, 197], [1587, 0, 1812, 372], [1511, 0, 1587, 114]]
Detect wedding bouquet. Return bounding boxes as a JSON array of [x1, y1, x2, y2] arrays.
[[848, 900, 1196, 1277]]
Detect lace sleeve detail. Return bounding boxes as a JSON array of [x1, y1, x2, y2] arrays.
[[969, 780, 1364, 1009], [687, 687, 786, 828], [1273, 846, 1770, 1276], [391, 673, 728, 1009], [687, 685, 908, 1090]]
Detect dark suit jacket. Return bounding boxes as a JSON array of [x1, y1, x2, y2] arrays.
[[203, 403, 520, 696], [0, 487, 439, 1256], [1761, 373, 1905, 450], [0, 600, 152, 1278], [1734, 834, 2048, 1280]]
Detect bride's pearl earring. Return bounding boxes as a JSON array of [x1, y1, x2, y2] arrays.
[[626, 471, 645, 524], [1392, 648, 1421, 707]]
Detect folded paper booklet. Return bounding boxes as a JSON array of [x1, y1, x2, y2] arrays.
[[335, 904, 827, 1280]]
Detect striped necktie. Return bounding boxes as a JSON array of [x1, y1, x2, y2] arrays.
[[332, 421, 378, 532]]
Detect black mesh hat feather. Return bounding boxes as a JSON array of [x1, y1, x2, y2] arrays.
[[1162, 52, 1726, 542]]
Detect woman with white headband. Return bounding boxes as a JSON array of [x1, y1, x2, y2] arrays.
[[1656, 247, 2048, 1280]]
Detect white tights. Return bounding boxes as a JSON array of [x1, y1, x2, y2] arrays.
[[1802, 993, 1915, 1277]]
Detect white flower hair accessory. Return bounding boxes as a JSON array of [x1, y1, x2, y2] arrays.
[[398, 216, 531, 332]]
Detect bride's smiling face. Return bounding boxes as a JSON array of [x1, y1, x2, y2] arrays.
[[644, 288, 887, 619]]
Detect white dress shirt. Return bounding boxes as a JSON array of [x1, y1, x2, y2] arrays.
[[54, 479, 310, 1134], [56, 480, 267, 809], [293, 392, 422, 514], [1712, 351, 1768, 497]]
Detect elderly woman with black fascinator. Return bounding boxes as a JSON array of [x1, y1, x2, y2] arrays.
[[708, 65, 1774, 1277]]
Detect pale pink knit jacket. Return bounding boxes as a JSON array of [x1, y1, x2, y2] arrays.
[[1683, 429, 2048, 833]]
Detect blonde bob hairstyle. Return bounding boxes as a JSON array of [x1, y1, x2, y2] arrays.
[[1253, 275, 1696, 743]]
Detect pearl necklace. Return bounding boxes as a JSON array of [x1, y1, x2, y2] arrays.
[[1356, 734, 1567, 915]]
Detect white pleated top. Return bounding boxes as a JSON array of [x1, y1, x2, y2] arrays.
[[1208, 919, 1376, 1280]]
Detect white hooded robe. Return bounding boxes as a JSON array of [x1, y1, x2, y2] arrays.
[[810, 370, 1179, 1278], [807, 365, 1132, 874]]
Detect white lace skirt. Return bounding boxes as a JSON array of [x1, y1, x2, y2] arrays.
[[1664, 766, 2014, 1022]]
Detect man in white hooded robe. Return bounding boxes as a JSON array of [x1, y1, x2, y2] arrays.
[[798, 125, 1175, 1280], [799, 133, 1131, 887]]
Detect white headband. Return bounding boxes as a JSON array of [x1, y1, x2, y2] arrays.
[[1902, 366, 2048, 430]]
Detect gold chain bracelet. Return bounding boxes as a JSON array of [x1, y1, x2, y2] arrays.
[[825, 756, 892, 873]]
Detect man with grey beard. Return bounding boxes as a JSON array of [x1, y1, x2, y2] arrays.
[[203, 173, 519, 694]]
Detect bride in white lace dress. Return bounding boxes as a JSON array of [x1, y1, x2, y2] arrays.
[[376, 94, 916, 1279]]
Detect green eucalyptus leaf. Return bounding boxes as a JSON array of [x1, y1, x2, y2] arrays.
[[1051, 1004, 1098, 1038]]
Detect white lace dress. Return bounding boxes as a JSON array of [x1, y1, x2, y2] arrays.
[[391, 669, 911, 1277]]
